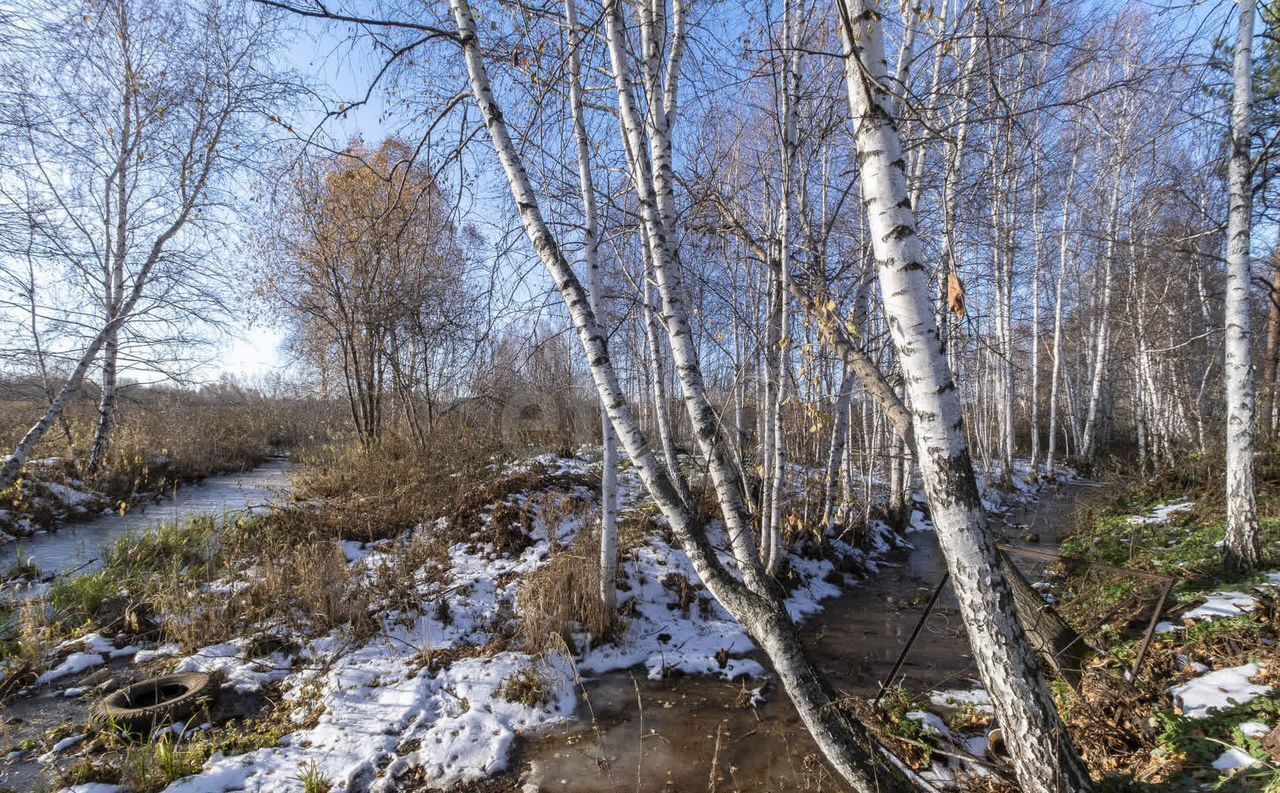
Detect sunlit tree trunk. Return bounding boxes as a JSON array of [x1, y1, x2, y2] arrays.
[[820, 367, 855, 529], [1030, 151, 1044, 473], [565, 0, 619, 614], [837, 2, 1093, 790], [1261, 249, 1280, 440], [451, 1, 917, 786], [1079, 180, 1120, 463], [1046, 153, 1076, 479], [1224, 0, 1260, 576]]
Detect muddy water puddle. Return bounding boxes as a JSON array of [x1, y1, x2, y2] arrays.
[[515, 482, 1101, 793]]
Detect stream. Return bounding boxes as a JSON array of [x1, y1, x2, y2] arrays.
[[0, 457, 297, 577], [518, 480, 1102, 792], [0, 459, 298, 793]]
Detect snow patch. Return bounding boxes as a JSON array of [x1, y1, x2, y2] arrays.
[[1128, 500, 1194, 526], [1211, 747, 1258, 771], [1239, 721, 1272, 738], [173, 641, 292, 694], [928, 688, 994, 714], [1170, 663, 1271, 718], [1184, 592, 1256, 621]]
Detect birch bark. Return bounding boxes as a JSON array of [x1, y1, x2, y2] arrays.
[[565, 0, 619, 614], [448, 3, 915, 787], [837, 2, 1092, 790], [1224, 0, 1260, 576]]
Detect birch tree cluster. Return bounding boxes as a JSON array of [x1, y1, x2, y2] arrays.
[[0, 0, 292, 485], [0, 0, 1274, 788], [259, 0, 1272, 788]]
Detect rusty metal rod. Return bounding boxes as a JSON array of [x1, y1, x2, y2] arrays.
[[874, 571, 950, 708], [996, 543, 1176, 584], [1131, 577, 1175, 678]]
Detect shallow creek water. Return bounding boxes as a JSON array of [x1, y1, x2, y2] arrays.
[[516, 480, 1103, 793], [0, 459, 298, 792], [0, 457, 297, 577]]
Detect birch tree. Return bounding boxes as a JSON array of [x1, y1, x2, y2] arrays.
[[0, 0, 288, 488], [564, 0, 620, 613], [446, 0, 919, 786], [836, 1, 1092, 790], [1224, 0, 1261, 576]]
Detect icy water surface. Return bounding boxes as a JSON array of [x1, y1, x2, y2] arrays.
[[0, 457, 296, 576], [517, 480, 1102, 792]]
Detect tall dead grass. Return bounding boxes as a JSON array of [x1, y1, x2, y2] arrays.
[[517, 526, 617, 654], [0, 391, 332, 511], [281, 427, 502, 542], [159, 531, 375, 651]]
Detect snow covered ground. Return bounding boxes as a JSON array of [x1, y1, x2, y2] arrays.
[[35, 453, 1083, 792], [38, 452, 918, 793]]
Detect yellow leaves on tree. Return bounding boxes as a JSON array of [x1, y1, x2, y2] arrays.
[[947, 272, 967, 319]]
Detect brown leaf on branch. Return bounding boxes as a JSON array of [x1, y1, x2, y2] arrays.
[[947, 273, 967, 318]]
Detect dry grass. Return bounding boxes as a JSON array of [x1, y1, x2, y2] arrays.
[[282, 428, 502, 542], [517, 525, 617, 654], [158, 529, 376, 652], [499, 664, 551, 707], [0, 392, 328, 533]]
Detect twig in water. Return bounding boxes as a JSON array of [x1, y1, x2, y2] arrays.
[[707, 719, 726, 793], [632, 673, 644, 793], [550, 633, 618, 792]]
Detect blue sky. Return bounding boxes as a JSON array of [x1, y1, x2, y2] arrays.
[[210, 15, 392, 382]]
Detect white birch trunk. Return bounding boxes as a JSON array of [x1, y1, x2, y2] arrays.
[[1030, 151, 1044, 473], [1046, 152, 1077, 479], [1079, 180, 1121, 462], [449, 2, 916, 786], [838, 3, 1092, 790], [565, 0, 619, 614], [765, 0, 801, 573], [1224, 0, 1261, 575]]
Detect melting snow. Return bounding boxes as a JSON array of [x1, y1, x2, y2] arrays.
[[173, 641, 292, 694], [929, 688, 994, 714], [1240, 721, 1272, 738], [1211, 747, 1259, 771], [1170, 663, 1271, 719], [1128, 500, 1194, 526], [906, 711, 953, 738], [1184, 592, 1256, 621]]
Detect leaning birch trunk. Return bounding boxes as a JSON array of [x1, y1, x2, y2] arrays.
[[1000, 554, 1089, 689], [604, 0, 765, 576], [837, 2, 1093, 791], [1, 199, 195, 490], [565, 0, 619, 614], [23, 251, 77, 457], [449, 4, 914, 788], [642, 272, 689, 507], [1224, 0, 1261, 576], [0, 322, 117, 489]]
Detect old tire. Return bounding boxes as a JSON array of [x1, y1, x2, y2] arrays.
[[92, 672, 216, 733]]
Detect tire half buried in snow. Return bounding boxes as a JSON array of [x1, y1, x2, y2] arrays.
[[93, 672, 216, 732]]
